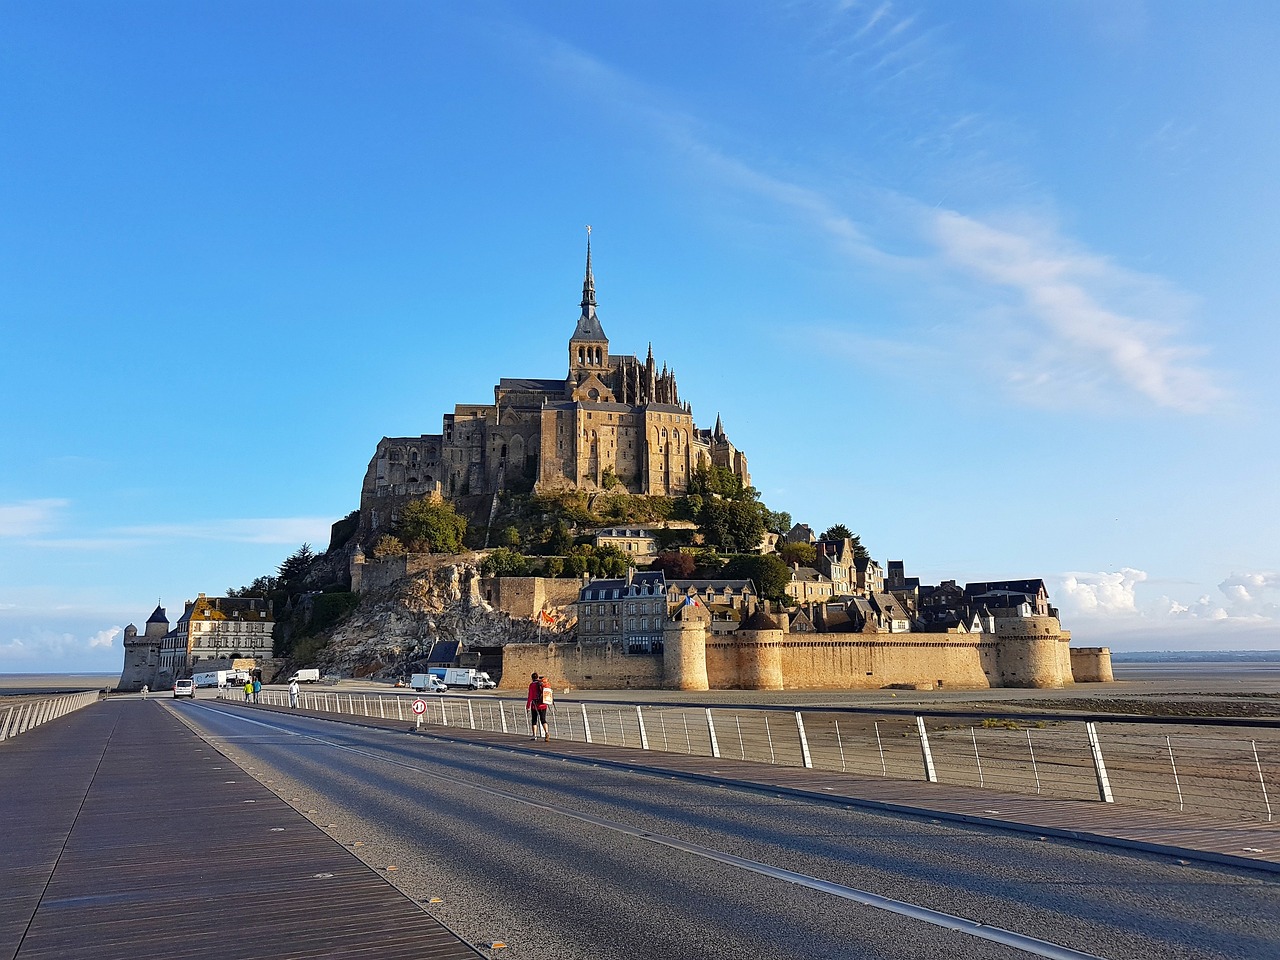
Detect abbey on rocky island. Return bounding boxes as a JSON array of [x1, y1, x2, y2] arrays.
[[359, 237, 748, 538]]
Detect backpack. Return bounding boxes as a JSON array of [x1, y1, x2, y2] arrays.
[[540, 682, 554, 706]]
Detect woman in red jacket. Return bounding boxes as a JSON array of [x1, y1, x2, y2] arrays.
[[526, 672, 548, 741]]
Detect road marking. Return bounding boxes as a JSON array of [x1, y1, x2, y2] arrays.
[[189, 704, 1109, 960]]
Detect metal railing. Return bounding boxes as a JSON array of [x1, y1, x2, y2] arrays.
[[226, 688, 1280, 824], [0, 691, 101, 744]]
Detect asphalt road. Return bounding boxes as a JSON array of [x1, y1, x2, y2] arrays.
[[175, 701, 1278, 960]]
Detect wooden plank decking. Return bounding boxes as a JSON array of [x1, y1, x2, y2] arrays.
[[0, 700, 482, 960]]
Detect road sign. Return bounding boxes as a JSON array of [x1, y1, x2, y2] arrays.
[[412, 698, 427, 715]]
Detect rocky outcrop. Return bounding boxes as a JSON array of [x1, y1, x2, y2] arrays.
[[316, 556, 560, 679]]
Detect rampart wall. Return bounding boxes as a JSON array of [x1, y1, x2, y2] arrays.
[[503, 626, 1097, 691], [501, 641, 665, 691]]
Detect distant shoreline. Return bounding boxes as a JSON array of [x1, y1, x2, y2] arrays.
[[1109, 650, 1280, 663]]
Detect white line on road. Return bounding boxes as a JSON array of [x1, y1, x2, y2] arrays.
[[189, 704, 1110, 960]]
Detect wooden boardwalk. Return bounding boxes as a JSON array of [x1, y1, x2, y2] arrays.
[[0, 700, 482, 960]]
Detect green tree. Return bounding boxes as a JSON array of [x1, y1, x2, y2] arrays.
[[688, 463, 745, 500], [372, 534, 405, 558], [497, 525, 522, 549], [277, 543, 316, 584], [778, 541, 816, 567], [397, 497, 467, 554], [545, 520, 574, 556], [544, 556, 565, 578], [698, 498, 766, 554], [723, 554, 791, 602], [763, 509, 792, 535], [481, 547, 528, 577], [818, 524, 869, 559]]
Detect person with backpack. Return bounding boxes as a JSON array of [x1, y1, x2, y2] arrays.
[[526, 672, 550, 741]]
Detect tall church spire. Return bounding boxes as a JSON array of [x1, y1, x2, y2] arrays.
[[581, 226, 596, 311], [569, 226, 608, 378]]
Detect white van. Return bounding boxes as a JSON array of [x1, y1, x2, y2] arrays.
[[410, 673, 447, 693]]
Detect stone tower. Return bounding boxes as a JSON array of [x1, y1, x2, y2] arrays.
[[734, 608, 785, 691], [117, 605, 168, 692], [993, 615, 1069, 688], [662, 596, 711, 691]]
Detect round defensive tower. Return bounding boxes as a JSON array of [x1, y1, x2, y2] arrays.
[[1069, 646, 1115, 683], [117, 605, 169, 693], [994, 616, 1066, 688], [735, 609, 784, 691], [663, 596, 710, 691]]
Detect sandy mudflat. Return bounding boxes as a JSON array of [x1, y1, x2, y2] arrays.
[[0, 674, 116, 698]]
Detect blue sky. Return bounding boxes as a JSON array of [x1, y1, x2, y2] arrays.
[[3, 1, 1278, 672]]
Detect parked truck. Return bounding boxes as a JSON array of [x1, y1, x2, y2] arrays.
[[409, 673, 447, 693], [288, 668, 321, 683], [192, 669, 248, 688], [439, 667, 496, 690]]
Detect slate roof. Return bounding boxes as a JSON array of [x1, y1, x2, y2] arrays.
[[498, 378, 565, 392]]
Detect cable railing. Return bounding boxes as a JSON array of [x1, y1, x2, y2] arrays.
[[0, 691, 101, 744], [226, 687, 1279, 824]]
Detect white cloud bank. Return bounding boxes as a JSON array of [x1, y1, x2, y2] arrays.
[[1059, 568, 1147, 616], [1054, 567, 1280, 650], [0, 622, 123, 671]]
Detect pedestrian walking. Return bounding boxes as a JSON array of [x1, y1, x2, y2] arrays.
[[243, 679, 253, 702], [526, 671, 550, 741], [252, 678, 262, 703], [288, 679, 299, 709], [140, 684, 148, 699]]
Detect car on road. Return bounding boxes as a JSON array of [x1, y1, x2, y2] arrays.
[[173, 679, 195, 699]]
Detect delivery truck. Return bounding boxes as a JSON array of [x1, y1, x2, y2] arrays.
[[410, 673, 447, 693], [439, 667, 496, 690], [192, 669, 249, 688]]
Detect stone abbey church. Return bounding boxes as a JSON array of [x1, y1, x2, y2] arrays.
[[359, 240, 750, 537]]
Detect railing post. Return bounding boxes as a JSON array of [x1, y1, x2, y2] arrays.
[[467, 699, 476, 730], [0, 706, 13, 741], [500, 701, 509, 734], [1086, 722, 1114, 802], [795, 711, 812, 769], [1251, 740, 1272, 822], [916, 715, 937, 783], [636, 705, 649, 750], [581, 703, 593, 744], [706, 708, 721, 759]]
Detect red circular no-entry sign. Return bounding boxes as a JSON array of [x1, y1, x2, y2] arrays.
[[412, 698, 427, 715]]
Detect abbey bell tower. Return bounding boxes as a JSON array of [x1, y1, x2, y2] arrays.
[[568, 229, 609, 384]]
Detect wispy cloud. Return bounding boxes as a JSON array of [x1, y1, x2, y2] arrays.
[[522, 6, 1223, 415], [929, 210, 1223, 412], [0, 499, 69, 537], [11, 514, 333, 550], [113, 517, 334, 545]]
